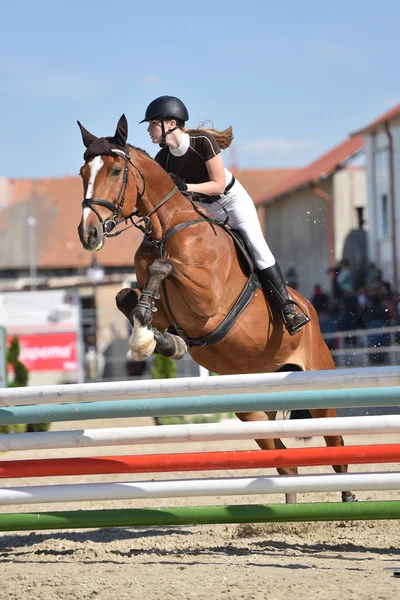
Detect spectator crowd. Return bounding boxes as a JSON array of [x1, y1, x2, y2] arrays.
[[308, 260, 400, 366]]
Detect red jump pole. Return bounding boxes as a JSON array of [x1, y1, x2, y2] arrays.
[[1, 444, 399, 479]]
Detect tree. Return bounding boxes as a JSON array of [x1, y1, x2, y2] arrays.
[[151, 353, 177, 380], [151, 354, 181, 425], [7, 336, 28, 388], [0, 336, 50, 434]]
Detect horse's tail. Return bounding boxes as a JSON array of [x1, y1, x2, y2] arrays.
[[289, 409, 312, 419], [289, 408, 313, 442]]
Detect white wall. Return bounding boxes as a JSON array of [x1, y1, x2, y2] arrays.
[[333, 168, 367, 263], [0, 177, 10, 208], [264, 185, 331, 299], [364, 115, 400, 287], [264, 169, 366, 299]]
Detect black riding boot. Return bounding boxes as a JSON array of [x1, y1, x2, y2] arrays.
[[257, 263, 310, 336]]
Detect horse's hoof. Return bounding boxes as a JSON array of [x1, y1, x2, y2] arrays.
[[129, 328, 157, 361], [341, 492, 357, 502], [171, 336, 187, 360], [130, 337, 157, 361]]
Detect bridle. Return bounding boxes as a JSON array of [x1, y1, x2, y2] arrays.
[[81, 148, 178, 238]]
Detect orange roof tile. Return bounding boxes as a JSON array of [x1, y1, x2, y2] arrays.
[[259, 135, 364, 203], [233, 168, 299, 205], [0, 168, 300, 271], [0, 176, 144, 270], [352, 103, 400, 135]]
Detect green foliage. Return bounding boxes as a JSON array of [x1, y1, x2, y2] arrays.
[[151, 353, 178, 425], [7, 337, 28, 388], [0, 423, 25, 435], [151, 353, 177, 380], [191, 413, 221, 424], [154, 415, 185, 425], [3, 336, 50, 434]]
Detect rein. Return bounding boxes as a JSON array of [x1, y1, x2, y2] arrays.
[[81, 148, 178, 239]]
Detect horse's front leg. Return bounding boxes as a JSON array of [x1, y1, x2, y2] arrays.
[[117, 258, 185, 361], [130, 258, 171, 360], [116, 286, 187, 361]]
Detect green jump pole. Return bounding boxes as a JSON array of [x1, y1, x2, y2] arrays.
[[0, 501, 398, 532]]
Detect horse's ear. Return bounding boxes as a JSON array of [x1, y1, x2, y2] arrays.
[[114, 114, 128, 147], [77, 121, 97, 148]]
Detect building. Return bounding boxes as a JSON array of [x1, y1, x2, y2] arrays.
[[256, 136, 365, 298], [352, 104, 400, 292], [229, 168, 299, 232]]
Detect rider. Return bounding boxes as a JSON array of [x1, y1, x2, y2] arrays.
[[140, 95, 310, 336]]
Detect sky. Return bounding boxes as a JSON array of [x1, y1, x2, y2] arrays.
[[1, 0, 400, 178]]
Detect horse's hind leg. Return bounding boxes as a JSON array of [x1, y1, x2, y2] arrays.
[[236, 410, 298, 504], [310, 408, 357, 502]]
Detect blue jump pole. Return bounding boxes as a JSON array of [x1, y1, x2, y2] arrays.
[[0, 386, 399, 425]]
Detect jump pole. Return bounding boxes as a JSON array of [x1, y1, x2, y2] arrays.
[[0, 501, 399, 532]]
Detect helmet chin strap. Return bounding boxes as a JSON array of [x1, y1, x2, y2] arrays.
[[159, 120, 179, 148]]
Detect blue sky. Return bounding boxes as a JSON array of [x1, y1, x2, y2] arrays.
[[1, 0, 399, 178]]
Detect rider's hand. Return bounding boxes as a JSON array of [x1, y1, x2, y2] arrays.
[[169, 172, 188, 192]]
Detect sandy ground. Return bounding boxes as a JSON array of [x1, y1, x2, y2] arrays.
[[0, 417, 399, 600]]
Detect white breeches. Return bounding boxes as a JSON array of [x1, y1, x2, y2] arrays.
[[199, 175, 276, 270]]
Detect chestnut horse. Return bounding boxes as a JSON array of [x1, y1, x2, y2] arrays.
[[77, 115, 356, 503]]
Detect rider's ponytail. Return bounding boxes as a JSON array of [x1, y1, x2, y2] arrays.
[[183, 121, 234, 150]]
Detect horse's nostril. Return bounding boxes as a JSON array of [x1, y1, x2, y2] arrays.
[[91, 226, 98, 240]]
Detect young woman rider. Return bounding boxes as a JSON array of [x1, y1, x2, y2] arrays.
[[140, 95, 309, 335]]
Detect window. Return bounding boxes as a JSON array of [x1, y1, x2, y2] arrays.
[[375, 148, 390, 237], [381, 194, 389, 236]]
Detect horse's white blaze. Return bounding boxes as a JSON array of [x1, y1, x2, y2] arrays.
[[86, 156, 104, 198], [129, 318, 156, 360], [82, 206, 91, 225], [83, 156, 104, 227]]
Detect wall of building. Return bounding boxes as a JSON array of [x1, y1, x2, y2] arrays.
[[0, 177, 10, 208], [332, 168, 367, 262], [365, 116, 400, 287], [264, 183, 332, 298]]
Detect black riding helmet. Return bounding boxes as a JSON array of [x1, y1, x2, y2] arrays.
[[140, 96, 189, 147], [139, 96, 189, 124]]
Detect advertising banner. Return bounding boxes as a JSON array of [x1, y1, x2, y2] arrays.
[[7, 332, 78, 372], [0, 327, 7, 387], [0, 289, 82, 379]]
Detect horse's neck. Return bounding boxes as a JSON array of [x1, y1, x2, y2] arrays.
[[137, 176, 199, 239], [130, 151, 200, 237]]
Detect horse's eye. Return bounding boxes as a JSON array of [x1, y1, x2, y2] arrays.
[[112, 168, 122, 176]]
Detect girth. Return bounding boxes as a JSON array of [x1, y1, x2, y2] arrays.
[[163, 272, 258, 347]]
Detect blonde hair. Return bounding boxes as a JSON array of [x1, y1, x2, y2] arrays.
[[182, 120, 234, 150]]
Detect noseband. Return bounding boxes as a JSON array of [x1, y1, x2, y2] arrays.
[[82, 149, 146, 237]]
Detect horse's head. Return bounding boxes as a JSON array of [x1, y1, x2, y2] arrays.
[[77, 114, 144, 251]]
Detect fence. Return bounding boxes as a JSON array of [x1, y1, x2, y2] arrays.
[[82, 305, 400, 382], [0, 365, 399, 531]]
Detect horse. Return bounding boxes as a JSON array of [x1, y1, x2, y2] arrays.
[[77, 114, 356, 504]]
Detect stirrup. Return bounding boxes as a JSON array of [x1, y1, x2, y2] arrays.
[[282, 300, 310, 336]]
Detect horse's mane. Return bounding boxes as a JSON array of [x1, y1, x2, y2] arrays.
[[128, 143, 152, 159]]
